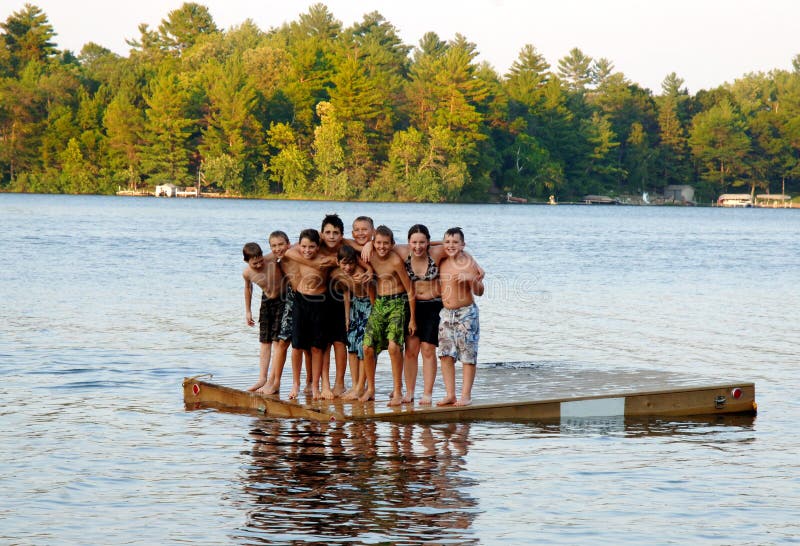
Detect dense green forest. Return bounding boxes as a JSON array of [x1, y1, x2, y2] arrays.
[[2, 3, 800, 202]]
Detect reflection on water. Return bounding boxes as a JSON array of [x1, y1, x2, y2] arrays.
[[238, 420, 477, 544]]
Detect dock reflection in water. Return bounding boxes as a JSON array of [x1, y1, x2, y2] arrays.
[[237, 419, 478, 544]]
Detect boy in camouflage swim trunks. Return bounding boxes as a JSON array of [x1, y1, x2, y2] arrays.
[[361, 226, 416, 405], [436, 227, 484, 407]]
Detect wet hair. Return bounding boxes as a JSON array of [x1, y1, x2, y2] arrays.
[[299, 228, 320, 245], [268, 230, 289, 244], [407, 224, 431, 242], [444, 227, 464, 242], [337, 244, 357, 263], [242, 242, 263, 261], [374, 225, 395, 245], [353, 216, 374, 228], [321, 213, 344, 233]]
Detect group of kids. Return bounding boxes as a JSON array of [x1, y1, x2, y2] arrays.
[[241, 214, 484, 407]]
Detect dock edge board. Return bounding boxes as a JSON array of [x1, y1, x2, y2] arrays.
[[183, 377, 757, 423]]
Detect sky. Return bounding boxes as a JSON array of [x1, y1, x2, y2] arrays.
[[5, 0, 800, 94]]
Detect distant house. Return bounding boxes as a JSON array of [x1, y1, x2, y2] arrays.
[[755, 194, 791, 208], [664, 185, 695, 203], [717, 193, 753, 207], [155, 183, 178, 197]]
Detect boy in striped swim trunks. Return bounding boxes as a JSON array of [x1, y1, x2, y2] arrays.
[[361, 226, 416, 405], [437, 227, 485, 407]]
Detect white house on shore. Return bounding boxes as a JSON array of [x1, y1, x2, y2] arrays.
[[155, 183, 177, 197]]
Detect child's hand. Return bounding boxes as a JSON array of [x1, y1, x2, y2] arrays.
[[361, 241, 373, 263], [246, 311, 254, 327], [407, 319, 417, 337], [354, 270, 372, 284], [345, 318, 350, 331], [319, 256, 337, 269]]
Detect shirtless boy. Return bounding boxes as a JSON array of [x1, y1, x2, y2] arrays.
[[436, 227, 485, 407], [361, 225, 416, 405], [289, 229, 336, 400], [242, 241, 285, 393], [333, 245, 375, 401]]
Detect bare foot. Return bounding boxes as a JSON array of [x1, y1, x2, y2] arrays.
[[342, 389, 361, 401], [303, 383, 313, 395], [419, 394, 433, 406], [387, 394, 403, 407], [401, 393, 414, 404], [436, 395, 456, 407], [332, 384, 345, 397], [247, 379, 267, 392], [321, 387, 335, 400], [255, 382, 279, 395], [288, 385, 299, 400], [312, 390, 322, 401], [358, 389, 375, 402], [454, 397, 472, 407]]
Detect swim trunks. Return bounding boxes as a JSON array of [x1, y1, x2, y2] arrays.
[[277, 287, 295, 341], [438, 302, 479, 364], [346, 295, 372, 360], [291, 292, 328, 351], [412, 298, 443, 346], [363, 293, 409, 354], [259, 293, 285, 343], [325, 287, 348, 345]]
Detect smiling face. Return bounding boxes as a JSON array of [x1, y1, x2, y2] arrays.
[[443, 232, 465, 258], [408, 232, 430, 257], [351, 220, 374, 246], [248, 256, 265, 270], [299, 237, 319, 259], [338, 259, 357, 275], [321, 223, 343, 249], [373, 232, 394, 258], [269, 236, 289, 259]]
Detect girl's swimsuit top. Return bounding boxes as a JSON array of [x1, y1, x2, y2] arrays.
[[405, 254, 439, 282]]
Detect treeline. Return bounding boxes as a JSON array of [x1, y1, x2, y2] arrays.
[[2, 3, 800, 202]]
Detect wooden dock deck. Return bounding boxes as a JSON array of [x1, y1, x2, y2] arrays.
[[183, 362, 757, 423]]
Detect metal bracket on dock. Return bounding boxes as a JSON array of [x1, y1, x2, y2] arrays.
[[715, 395, 727, 409]]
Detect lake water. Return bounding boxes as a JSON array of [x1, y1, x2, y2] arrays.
[[1, 194, 798, 545]]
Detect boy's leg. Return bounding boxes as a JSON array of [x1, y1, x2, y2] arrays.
[[358, 345, 376, 402], [342, 352, 361, 400], [436, 356, 457, 406], [248, 341, 272, 391], [402, 335, 420, 403], [259, 340, 288, 395], [420, 342, 437, 405], [456, 363, 476, 406], [289, 347, 303, 399], [332, 341, 348, 397], [387, 340, 404, 406], [320, 345, 334, 400], [304, 352, 313, 394], [311, 347, 325, 400]]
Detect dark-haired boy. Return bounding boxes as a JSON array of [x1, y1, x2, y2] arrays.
[[333, 245, 375, 400], [241, 240, 283, 393], [288, 229, 337, 400]]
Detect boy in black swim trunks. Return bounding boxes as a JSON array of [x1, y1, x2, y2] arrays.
[[289, 229, 337, 400], [242, 239, 286, 393]]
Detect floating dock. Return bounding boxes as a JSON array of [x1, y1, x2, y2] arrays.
[[183, 363, 757, 423]]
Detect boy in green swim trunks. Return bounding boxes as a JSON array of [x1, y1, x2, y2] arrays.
[[361, 225, 416, 405]]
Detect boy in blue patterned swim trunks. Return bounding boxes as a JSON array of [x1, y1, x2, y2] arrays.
[[332, 245, 375, 400], [436, 227, 485, 407]]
